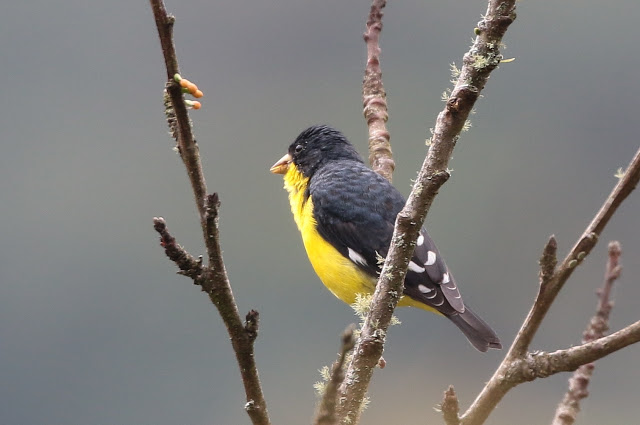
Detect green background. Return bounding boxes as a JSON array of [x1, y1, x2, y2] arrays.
[[1, 0, 639, 424]]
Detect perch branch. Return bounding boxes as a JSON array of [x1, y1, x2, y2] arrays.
[[551, 242, 623, 425], [335, 0, 518, 423], [363, 0, 394, 182], [460, 149, 640, 425], [314, 325, 357, 425], [149, 2, 271, 424]]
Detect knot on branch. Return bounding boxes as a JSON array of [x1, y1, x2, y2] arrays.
[[575, 232, 598, 256], [425, 170, 452, 189], [205, 192, 221, 221], [244, 309, 260, 342], [539, 235, 558, 288]]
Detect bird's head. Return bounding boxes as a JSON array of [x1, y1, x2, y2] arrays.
[[270, 125, 363, 178]]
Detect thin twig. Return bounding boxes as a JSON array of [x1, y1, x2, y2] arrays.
[[551, 242, 623, 425], [149, 2, 271, 424], [153, 217, 204, 281], [441, 386, 461, 425], [149, 0, 208, 222], [363, 0, 393, 182], [461, 149, 640, 425], [335, 1, 518, 423], [314, 325, 357, 425]]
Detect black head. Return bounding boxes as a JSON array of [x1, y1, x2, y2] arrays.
[[288, 125, 363, 178]]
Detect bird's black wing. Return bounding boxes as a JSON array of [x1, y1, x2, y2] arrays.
[[309, 161, 398, 277], [309, 160, 464, 315]]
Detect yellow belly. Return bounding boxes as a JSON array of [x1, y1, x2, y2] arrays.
[[302, 216, 438, 314], [301, 213, 376, 304]]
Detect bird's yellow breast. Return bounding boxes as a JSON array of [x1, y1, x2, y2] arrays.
[[283, 165, 376, 304]]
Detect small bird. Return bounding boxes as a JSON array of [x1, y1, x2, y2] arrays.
[[271, 125, 501, 351]]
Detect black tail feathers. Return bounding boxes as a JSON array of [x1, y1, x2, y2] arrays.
[[448, 306, 502, 352]]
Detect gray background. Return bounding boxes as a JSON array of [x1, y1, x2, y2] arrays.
[[1, 0, 639, 424]]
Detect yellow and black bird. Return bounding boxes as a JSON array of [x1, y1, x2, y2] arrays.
[[271, 125, 501, 351]]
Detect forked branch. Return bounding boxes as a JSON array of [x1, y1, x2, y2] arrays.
[[460, 148, 640, 425]]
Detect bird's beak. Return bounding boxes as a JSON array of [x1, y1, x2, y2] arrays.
[[270, 153, 292, 174]]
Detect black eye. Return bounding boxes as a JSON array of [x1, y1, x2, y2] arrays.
[[294, 144, 303, 154]]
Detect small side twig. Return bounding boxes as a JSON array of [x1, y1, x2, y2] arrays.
[[362, 0, 393, 182], [441, 386, 461, 425], [539, 235, 558, 290], [153, 217, 204, 281], [314, 325, 357, 425], [551, 242, 623, 425]]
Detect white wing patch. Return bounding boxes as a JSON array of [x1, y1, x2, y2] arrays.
[[408, 261, 425, 273], [416, 234, 425, 246], [425, 250, 437, 266], [418, 284, 432, 293], [442, 272, 450, 284], [348, 248, 368, 266]]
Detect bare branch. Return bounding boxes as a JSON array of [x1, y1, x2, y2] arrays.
[[149, 2, 270, 424], [531, 319, 640, 375], [512, 150, 640, 359], [551, 242, 623, 425], [335, 1, 518, 423], [441, 386, 461, 425], [461, 318, 640, 393], [314, 325, 357, 425], [460, 149, 640, 425], [363, 0, 393, 182], [149, 0, 208, 223]]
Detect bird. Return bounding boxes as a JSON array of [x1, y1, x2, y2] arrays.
[[270, 125, 501, 351]]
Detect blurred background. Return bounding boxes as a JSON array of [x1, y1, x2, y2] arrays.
[[1, 0, 638, 424]]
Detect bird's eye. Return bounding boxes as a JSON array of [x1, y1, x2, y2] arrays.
[[294, 144, 304, 154]]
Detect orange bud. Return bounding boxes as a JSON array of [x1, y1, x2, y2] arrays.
[[193, 90, 204, 98], [192, 101, 201, 109], [179, 79, 191, 88]]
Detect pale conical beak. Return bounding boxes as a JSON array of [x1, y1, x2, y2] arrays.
[[270, 153, 292, 174]]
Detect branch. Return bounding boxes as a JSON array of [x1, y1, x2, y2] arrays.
[[363, 0, 393, 182], [441, 386, 461, 425], [530, 319, 640, 375], [149, 0, 208, 223], [335, 1, 518, 423], [314, 325, 357, 425], [551, 242, 623, 425], [149, 2, 270, 424], [460, 150, 640, 425], [512, 150, 640, 358]]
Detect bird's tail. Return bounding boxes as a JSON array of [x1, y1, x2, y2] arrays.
[[448, 306, 502, 352]]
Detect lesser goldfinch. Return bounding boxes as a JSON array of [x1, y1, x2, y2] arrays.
[[271, 125, 501, 351]]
